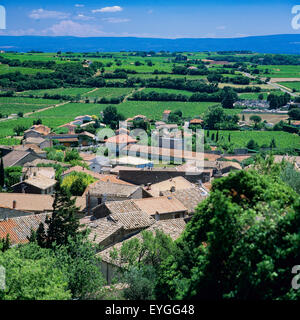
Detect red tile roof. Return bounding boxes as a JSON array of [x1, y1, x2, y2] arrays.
[[105, 134, 137, 144], [0, 213, 50, 245]]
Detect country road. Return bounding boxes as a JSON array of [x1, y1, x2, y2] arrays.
[[242, 72, 299, 98]]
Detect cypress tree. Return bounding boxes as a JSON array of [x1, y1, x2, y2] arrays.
[[0, 157, 4, 188], [44, 183, 80, 248], [216, 131, 219, 142], [228, 134, 231, 143]]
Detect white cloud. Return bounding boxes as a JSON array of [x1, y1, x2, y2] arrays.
[[147, 9, 154, 14], [46, 20, 105, 37], [29, 8, 70, 20], [216, 26, 226, 30], [74, 14, 95, 21], [102, 17, 130, 23], [92, 6, 123, 13], [75, 4, 85, 7]]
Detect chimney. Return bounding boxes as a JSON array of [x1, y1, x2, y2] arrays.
[[12, 200, 16, 209], [155, 211, 160, 221]]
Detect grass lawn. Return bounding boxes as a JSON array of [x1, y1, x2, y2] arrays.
[[208, 130, 300, 150], [86, 87, 135, 100], [18, 87, 95, 97]]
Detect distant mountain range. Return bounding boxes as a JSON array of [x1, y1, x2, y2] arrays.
[[0, 34, 300, 54]]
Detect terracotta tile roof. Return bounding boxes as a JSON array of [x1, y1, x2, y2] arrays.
[[0, 213, 50, 245], [0, 193, 54, 213], [163, 110, 172, 114], [82, 217, 123, 245], [13, 144, 45, 154], [24, 137, 46, 145], [105, 134, 137, 144], [162, 187, 208, 214], [133, 196, 188, 216], [27, 125, 51, 136], [144, 176, 194, 197], [109, 211, 155, 231], [13, 176, 57, 190], [105, 200, 142, 214], [79, 153, 96, 162], [2, 150, 31, 168], [189, 118, 204, 124], [88, 180, 140, 198], [23, 167, 56, 180]]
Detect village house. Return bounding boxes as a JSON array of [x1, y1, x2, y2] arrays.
[[93, 196, 188, 221], [11, 175, 56, 195], [104, 134, 137, 155], [189, 118, 204, 126], [2, 150, 41, 168], [22, 166, 56, 180], [143, 176, 195, 197], [117, 166, 211, 185], [46, 132, 95, 147], [161, 186, 208, 214], [74, 115, 93, 124], [162, 110, 172, 122], [0, 193, 54, 214], [58, 123, 77, 134], [81, 210, 155, 251], [23, 137, 52, 149], [86, 180, 146, 214], [24, 125, 51, 139], [13, 144, 47, 159], [97, 218, 188, 284]]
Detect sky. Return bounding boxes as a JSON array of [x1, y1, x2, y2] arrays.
[[0, 0, 299, 38]]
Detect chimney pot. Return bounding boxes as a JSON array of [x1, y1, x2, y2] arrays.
[[13, 200, 16, 209]]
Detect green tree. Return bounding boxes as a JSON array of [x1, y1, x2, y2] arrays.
[[156, 169, 300, 300], [0, 243, 71, 300], [246, 139, 259, 151], [270, 138, 277, 149], [53, 234, 105, 299], [37, 183, 81, 248], [14, 125, 27, 136], [0, 157, 4, 188], [204, 105, 226, 130], [221, 90, 237, 109], [250, 115, 262, 128], [0, 234, 11, 252], [288, 108, 300, 120]]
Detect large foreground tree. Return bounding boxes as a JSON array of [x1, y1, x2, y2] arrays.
[[156, 169, 300, 300]]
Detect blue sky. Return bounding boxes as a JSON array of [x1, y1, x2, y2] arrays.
[[0, 0, 299, 38]]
